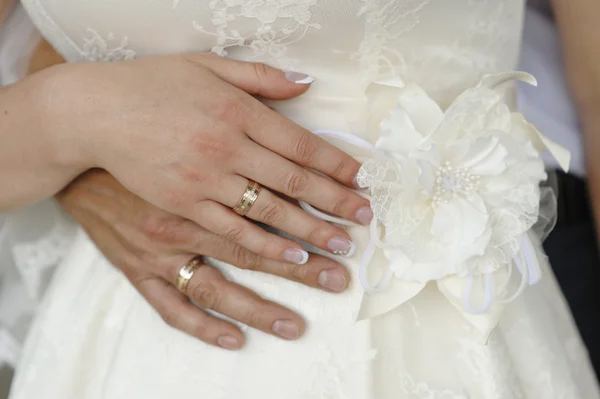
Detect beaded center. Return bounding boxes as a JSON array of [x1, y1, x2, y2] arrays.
[[431, 162, 480, 206]]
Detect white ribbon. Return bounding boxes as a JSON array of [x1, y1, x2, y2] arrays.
[[300, 129, 543, 315]]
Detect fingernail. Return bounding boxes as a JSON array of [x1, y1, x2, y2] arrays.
[[352, 175, 362, 189], [318, 270, 348, 292], [217, 335, 241, 350], [355, 206, 373, 225], [283, 248, 309, 265], [284, 71, 315, 85], [272, 320, 300, 340], [327, 236, 356, 257]]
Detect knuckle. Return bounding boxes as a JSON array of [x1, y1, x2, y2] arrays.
[[292, 133, 317, 164], [137, 213, 186, 244], [135, 251, 161, 271], [332, 195, 351, 217], [189, 228, 214, 254], [161, 189, 187, 211], [173, 163, 211, 184], [331, 156, 353, 180], [161, 310, 180, 328], [127, 269, 151, 288], [211, 95, 248, 124], [246, 309, 266, 330], [283, 169, 309, 198], [290, 264, 310, 284], [258, 240, 272, 259], [120, 251, 147, 275], [306, 226, 329, 246], [189, 133, 235, 160], [281, 262, 309, 284], [251, 62, 270, 86], [137, 213, 167, 239], [191, 282, 222, 310], [193, 321, 209, 340], [256, 201, 284, 225], [232, 245, 262, 271], [222, 223, 246, 243]]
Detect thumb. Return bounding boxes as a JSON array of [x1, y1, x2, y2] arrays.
[[184, 53, 314, 100]]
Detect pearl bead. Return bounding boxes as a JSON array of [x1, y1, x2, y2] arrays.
[[431, 162, 480, 207]]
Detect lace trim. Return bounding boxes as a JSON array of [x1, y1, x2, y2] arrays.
[[354, 0, 430, 83], [81, 29, 136, 62], [401, 0, 523, 104], [399, 374, 467, 399], [192, 0, 321, 61]]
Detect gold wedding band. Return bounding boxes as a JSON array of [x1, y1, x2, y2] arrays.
[[232, 180, 261, 216], [176, 257, 202, 295]]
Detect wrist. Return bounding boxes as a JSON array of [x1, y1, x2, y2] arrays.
[[26, 63, 96, 173], [0, 70, 90, 210]]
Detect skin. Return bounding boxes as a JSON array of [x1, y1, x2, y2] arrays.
[[1, 13, 373, 348], [16, 0, 600, 352], [552, 0, 600, 248], [0, 0, 13, 25], [2, 55, 372, 259], [55, 169, 351, 349], [23, 39, 363, 350]]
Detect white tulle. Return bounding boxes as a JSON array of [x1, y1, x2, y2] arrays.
[[2, 0, 600, 398]]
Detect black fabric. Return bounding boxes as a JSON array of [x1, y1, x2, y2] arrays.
[[543, 172, 600, 380]]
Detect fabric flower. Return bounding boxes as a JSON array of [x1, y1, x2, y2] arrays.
[[356, 72, 568, 285], [306, 72, 569, 338]]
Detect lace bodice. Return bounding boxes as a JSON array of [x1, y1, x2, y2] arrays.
[[7, 2, 600, 399], [21, 0, 524, 108]]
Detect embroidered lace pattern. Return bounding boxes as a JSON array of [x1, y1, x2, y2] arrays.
[[192, 0, 321, 61], [81, 29, 136, 62], [10, 2, 598, 399]]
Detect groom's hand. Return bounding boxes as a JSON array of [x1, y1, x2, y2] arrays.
[[56, 169, 349, 349]]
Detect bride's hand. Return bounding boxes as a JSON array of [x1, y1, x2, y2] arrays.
[[35, 54, 371, 264], [57, 169, 350, 349]]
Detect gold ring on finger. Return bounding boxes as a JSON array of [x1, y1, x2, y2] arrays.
[[176, 257, 203, 296], [232, 180, 261, 217]]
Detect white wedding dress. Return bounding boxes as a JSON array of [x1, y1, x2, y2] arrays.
[[4, 0, 600, 398]]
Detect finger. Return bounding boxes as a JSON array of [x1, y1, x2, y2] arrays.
[[213, 175, 356, 256], [190, 200, 310, 264], [254, 252, 350, 293], [172, 261, 305, 340], [64, 205, 245, 350], [243, 104, 363, 189], [136, 276, 245, 350], [182, 231, 349, 293], [236, 143, 373, 227], [182, 53, 314, 100]]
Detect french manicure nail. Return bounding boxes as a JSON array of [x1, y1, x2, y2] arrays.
[[283, 248, 309, 265], [217, 335, 241, 350], [284, 71, 315, 85], [355, 206, 373, 225], [352, 175, 362, 190], [272, 320, 300, 340], [327, 236, 356, 257], [318, 270, 348, 292]]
